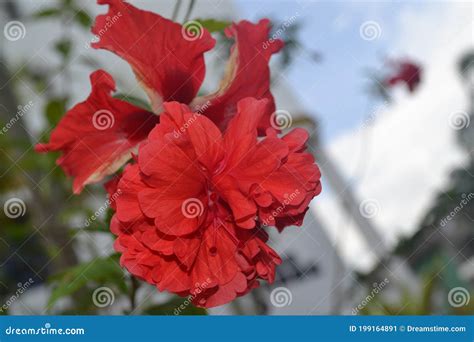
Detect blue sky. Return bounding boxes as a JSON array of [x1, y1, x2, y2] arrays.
[[235, 0, 472, 270], [236, 0, 430, 142]]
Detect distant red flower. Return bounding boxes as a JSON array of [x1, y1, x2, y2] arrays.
[[36, 0, 283, 193], [108, 98, 321, 307], [384, 59, 422, 93]]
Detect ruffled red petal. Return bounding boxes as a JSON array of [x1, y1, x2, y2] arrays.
[[218, 98, 322, 231], [35, 70, 158, 193], [109, 98, 320, 307], [191, 19, 283, 133], [92, 0, 215, 113], [111, 209, 279, 308]]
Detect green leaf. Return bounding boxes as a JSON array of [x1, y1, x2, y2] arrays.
[[32, 8, 61, 19], [78, 223, 110, 234], [44, 97, 68, 126], [73, 9, 92, 29], [113, 93, 152, 112], [15, 66, 49, 93], [79, 56, 100, 69], [47, 254, 127, 308], [142, 297, 208, 315], [105, 207, 115, 226], [54, 39, 73, 60], [196, 19, 230, 33], [61, 0, 74, 7]]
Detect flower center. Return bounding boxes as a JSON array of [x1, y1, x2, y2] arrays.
[[208, 191, 218, 206]]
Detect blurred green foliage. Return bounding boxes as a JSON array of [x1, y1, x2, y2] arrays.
[[0, 0, 224, 315]]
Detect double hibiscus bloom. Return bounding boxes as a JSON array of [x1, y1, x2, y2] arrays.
[[37, 0, 321, 308]]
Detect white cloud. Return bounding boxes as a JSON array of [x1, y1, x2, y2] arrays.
[[313, 2, 471, 271]]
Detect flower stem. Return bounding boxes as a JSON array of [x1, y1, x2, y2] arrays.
[[183, 0, 196, 23], [172, 0, 182, 21], [129, 276, 139, 313]]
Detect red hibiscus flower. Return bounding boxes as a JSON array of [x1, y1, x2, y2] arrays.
[[108, 98, 321, 307], [35, 0, 322, 308], [383, 59, 422, 93], [36, 0, 283, 194]]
